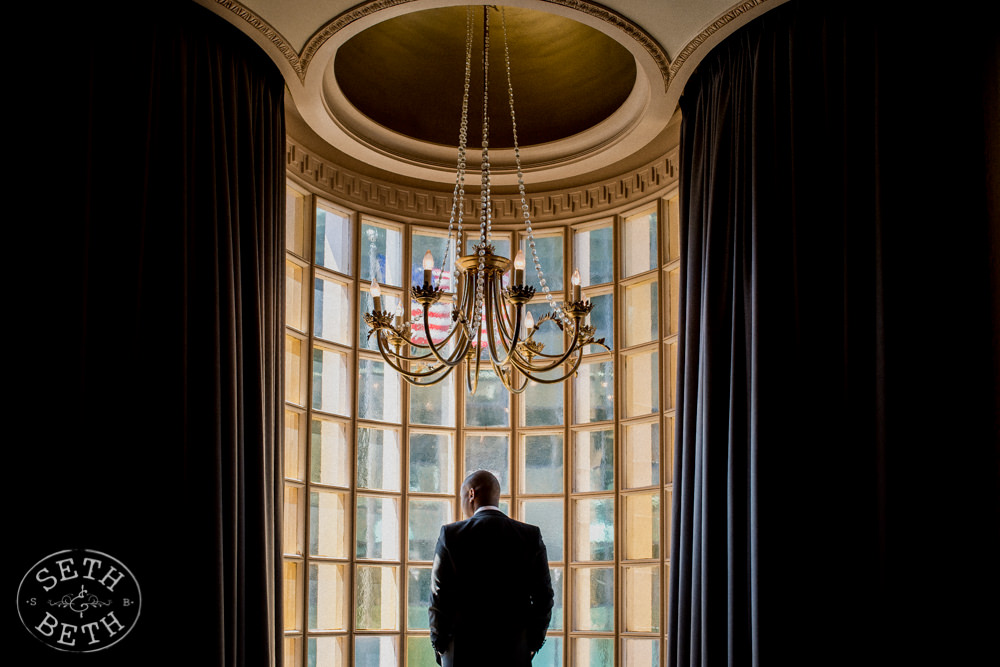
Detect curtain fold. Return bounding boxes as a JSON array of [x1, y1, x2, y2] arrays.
[[669, 3, 999, 665], [11, 3, 285, 665]]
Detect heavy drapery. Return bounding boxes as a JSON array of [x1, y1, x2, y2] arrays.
[[670, 3, 998, 665], [11, 3, 285, 665]]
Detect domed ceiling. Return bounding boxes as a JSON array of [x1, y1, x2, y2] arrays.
[[195, 0, 788, 191]]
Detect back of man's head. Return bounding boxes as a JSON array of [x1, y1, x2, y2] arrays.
[[463, 470, 501, 509]]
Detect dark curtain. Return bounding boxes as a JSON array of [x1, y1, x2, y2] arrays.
[[670, 2, 999, 666], [10, 3, 285, 665]]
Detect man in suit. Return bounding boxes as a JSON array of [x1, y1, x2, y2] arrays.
[[429, 470, 554, 666]]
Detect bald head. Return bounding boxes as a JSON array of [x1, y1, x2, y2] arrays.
[[461, 470, 501, 518]]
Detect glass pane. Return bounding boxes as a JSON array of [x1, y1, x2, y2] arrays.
[[311, 418, 350, 487], [285, 636, 303, 667], [521, 499, 563, 562], [522, 433, 563, 494], [571, 567, 614, 631], [308, 561, 348, 631], [361, 220, 403, 287], [407, 566, 433, 630], [549, 566, 564, 629], [573, 360, 614, 423], [286, 260, 305, 331], [408, 498, 452, 562], [358, 358, 402, 423], [309, 489, 349, 559], [574, 223, 614, 286], [465, 234, 511, 261], [623, 208, 657, 277], [315, 204, 352, 275], [666, 266, 680, 337], [624, 637, 660, 667], [284, 486, 303, 556], [664, 489, 673, 560], [308, 636, 348, 667], [285, 409, 305, 481], [408, 296, 456, 354], [355, 566, 399, 630], [286, 335, 303, 406], [663, 415, 674, 485], [625, 492, 660, 560], [624, 348, 659, 418], [573, 637, 614, 667], [410, 370, 456, 426], [521, 232, 564, 291], [355, 635, 398, 666], [522, 370, 564, 427], [533, 636, 563, 667], [312, 346, 350, 416], [624, 278, 658, 346], [664, 340, 678, 411], [409, 431, 455, 494], [573, 497, 614, 561], [286, 185, 306, 256], [315, 276, 352, 345], [624, 421, 660, 489], [623, 564, 661, 632], [413, 231, 455, 291], [525, 301, 564, 354], [666, 195, 681, 263], [359, 288, 403, 352], [357, 427, 402, 491], [573, 429, 614, 492], [355, 496, 401, 560], [465, 369, 510, 427], [283, 560, 302, 631], [464, 433, 510, 494], [406, 635, 438, 667], [585, 291, 614, 353]]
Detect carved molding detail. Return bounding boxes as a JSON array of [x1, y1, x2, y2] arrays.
[[287, 141, 678, 224], [668, 0, 774, 83], [213, 0, 304, 77]]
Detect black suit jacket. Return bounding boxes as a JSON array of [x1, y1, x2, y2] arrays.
[[428, 509, 554, 667]]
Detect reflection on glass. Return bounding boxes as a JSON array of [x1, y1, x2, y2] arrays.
[[406, 635, 438, 667], [666, 266, 681, 337], [355, 566, 399, 630], [315, 205, 352, 275], [623, 637, 660, 666], [314, 277, 351, 345], [285, 636, 302, 667], [286, 261, 304, 331], [573, 637, 615, 667], [361, 221, 403, 287], [465, 369, 509, 427], [409, 432, 455, 494], [355, 496, 400, 560], [623, 565, 661, 633], [284, 486, 302, 556], [407, 566, 432, 630], [573, 360, 614, 423], [307, 636, 347, 667], [574, 224, 614, 286], [410, 370, 456, 426], [358, 358, 401, 423], [285, 410, 304, 481], [312, 346, 349, 416], [664, 340, 678, 411], [355, 634, 398, 665], [464, 433, 510, 494], [574, 497, 614, 561], [521, 500, 563, 562], [624, 421, 660, 489], [286, 335, 302, 406], [624, 279, 658, 347], [284, 560, 302, 631], [572, 567, 614, 631], [522, 433, 563, 494], [573, 429, 614, 492], [522, 234, 564, 291], [310, 418, 350, 487], [357, 427, 401, 491], [308, 562, 348, 631], [585, 291, 614, 354], [623, 208, 657, 278], [309, 489, 349, 559], [624, 348, 659, 418], [666, 195, 681, 263], [624, 492, 660, 560], [286, 185, 306, 256], [408, 499, 452, 562]]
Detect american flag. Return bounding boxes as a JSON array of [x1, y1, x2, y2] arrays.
[[407, 267, 493, 349]]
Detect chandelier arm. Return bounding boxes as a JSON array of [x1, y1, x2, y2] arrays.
[[488, 356, 530, 395], [398, 367, 455, 387], [484, 276, 518, 366], [374, 334, 450, 380], [507, 322, 587, 373], [419, 304, 471, 368], [519, 347, 586, 385]]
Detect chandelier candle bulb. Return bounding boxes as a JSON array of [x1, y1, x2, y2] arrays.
[[514, 249, 525, 285], [371, 277, 382, 311], [524, 309, 534, 337], [423, 250, 435, 287], [571, 268, 582, 301]]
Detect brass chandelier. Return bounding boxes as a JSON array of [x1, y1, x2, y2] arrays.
[[364, 6, 607, 394]]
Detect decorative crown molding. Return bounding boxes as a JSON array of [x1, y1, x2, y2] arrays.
[[287, 140, 678, 225], [667, 0, 775, 83], [213, 0, 304, 78]]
